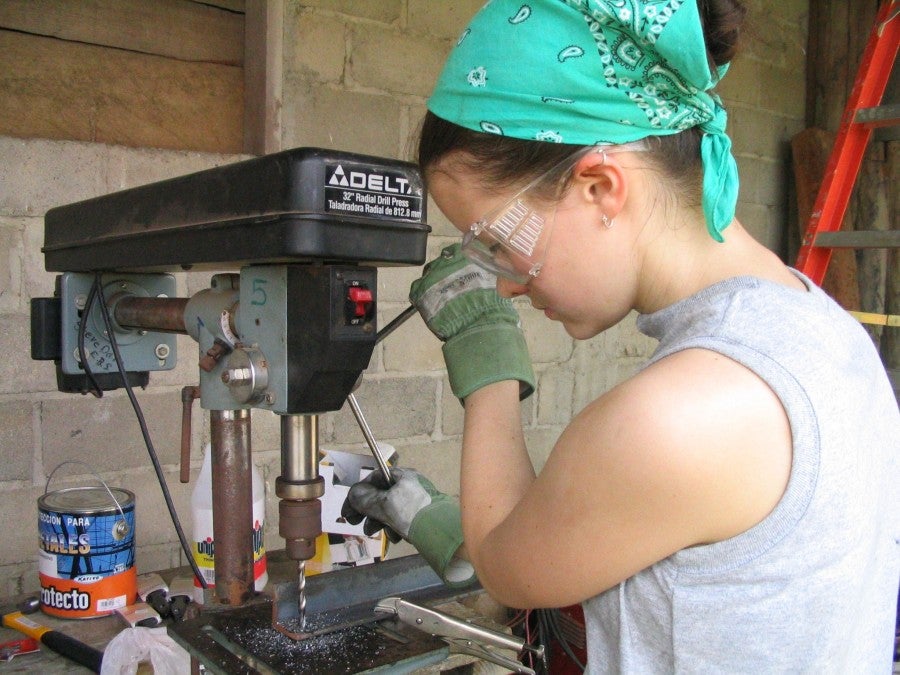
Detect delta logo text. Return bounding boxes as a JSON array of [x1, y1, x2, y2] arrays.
[[327, 165, 413, 195]]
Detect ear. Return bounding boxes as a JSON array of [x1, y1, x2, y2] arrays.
[[571, 150, 628, 221]]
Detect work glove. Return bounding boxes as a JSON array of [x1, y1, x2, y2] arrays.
[[341, 468, 476, 588], [409, 243, 535, 401]]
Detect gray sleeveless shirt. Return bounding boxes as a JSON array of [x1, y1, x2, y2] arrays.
[[583, 273, 899, 673]]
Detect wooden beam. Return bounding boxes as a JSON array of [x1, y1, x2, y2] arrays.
[[0, 30, 243, 154], [0, 0, 244, 65], [243, 0, 283, 155], [193, 0, 245, 11]]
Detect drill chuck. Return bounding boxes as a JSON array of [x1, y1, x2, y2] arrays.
[[279, 498, 322, 561]]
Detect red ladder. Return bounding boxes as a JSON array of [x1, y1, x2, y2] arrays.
[[795, 0, 899, 324]]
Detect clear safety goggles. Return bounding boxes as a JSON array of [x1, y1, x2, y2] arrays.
[[461, 141, 648, 284]]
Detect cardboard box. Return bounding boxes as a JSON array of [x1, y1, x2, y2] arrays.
[[306, 444, 396, 576]]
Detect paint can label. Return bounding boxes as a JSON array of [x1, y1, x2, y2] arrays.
[[37, 488, 137, 619]]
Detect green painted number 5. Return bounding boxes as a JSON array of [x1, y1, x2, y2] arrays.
[[250, 278, 267, 306]]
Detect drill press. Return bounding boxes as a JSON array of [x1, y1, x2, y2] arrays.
[[32, 148, 429, 619]]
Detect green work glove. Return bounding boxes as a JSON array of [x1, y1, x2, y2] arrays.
[[341, 468, 475, 587], [409, 243, 535, 401]]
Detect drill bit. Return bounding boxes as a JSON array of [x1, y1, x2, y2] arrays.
[[297, 560, 307, 630]]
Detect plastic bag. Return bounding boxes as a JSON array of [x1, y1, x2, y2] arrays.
[[100, 627, 189, 675]]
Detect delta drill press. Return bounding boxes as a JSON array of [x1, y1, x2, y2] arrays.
[[29, 148, 473, 672]]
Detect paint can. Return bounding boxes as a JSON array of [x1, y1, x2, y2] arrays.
[[38, 469, 137, 619]]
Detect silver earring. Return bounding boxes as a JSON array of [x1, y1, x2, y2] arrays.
[[601, 213, 614, 228]]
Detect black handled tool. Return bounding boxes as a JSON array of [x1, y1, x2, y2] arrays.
[[2, 599, 103, 673]]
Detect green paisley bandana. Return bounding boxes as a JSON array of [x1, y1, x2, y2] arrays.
[[427, 0, 739, 241]]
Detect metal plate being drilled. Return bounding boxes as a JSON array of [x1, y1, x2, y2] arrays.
[[172, 602, 449, 674], [169, 555, 479, 674]]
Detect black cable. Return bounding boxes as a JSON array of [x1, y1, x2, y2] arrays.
[[531, 608, 586, 673], [545, 608, 586, 672], [77, 278, 104, 398], [91, 272, 208, 588], [538, 609, 553, 674]]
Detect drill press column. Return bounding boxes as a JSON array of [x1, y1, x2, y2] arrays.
[[209, 409, 255, 605]]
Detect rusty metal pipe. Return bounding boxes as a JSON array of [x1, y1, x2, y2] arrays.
[[112, 296, 189, 333], [210, 409, 255, 606], [180, 386, 200, 484]]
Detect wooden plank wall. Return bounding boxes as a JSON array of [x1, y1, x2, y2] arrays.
[[243, 0, 282, 156], [0, 0, 245, 153]]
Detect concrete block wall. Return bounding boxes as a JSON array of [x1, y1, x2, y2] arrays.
[[0, 0, 807, 596], [719, 0, 809, 254]]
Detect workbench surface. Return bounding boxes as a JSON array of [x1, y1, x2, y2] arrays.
[[0, 555, 514, 674]]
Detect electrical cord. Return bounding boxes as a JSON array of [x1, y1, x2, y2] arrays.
[[77, 278, 104, 398], [536, 609, 552, 673], [524, 609, 536, 671], [89, 272, 208, 588], [538, 608, 586, 672], [505, 608, 527, 628], [518, 608, 586, 674]]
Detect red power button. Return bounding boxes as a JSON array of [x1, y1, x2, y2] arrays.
[[347, 286, 373, 319]]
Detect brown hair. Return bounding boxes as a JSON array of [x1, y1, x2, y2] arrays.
[[418, 0, 748, 205]]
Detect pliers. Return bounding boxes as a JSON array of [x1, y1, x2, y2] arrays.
[[375, 596, 544, 674]]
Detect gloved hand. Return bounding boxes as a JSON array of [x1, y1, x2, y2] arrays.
[[409, 243, 535, 401], [341, 468, 476, 587]]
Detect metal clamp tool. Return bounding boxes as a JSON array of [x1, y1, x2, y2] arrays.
[[375, 597, 543, 675]]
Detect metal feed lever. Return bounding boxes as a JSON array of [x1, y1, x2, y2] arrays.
[[347, 392, 394, 486], [346, 303, 418, 486]]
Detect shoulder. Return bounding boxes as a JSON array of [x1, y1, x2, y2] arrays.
[[565, 347, 792, 547], [492, 347, 794, 606]]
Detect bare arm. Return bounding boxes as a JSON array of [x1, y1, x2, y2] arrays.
[[457, 349, 792, 609], [459, 379, 535, 587]]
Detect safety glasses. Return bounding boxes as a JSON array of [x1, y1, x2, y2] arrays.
[[461, 141, 647, 283]]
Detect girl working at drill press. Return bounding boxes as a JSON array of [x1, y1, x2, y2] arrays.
[[342, 0, 900, 671]]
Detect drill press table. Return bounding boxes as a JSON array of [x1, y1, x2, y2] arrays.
[[1, 553, 511, 674]]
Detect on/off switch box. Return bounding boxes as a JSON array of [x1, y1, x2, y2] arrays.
[[345, 283, 374, 324]]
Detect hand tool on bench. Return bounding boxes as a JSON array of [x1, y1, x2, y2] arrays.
[[2, 598, 103, 673]]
